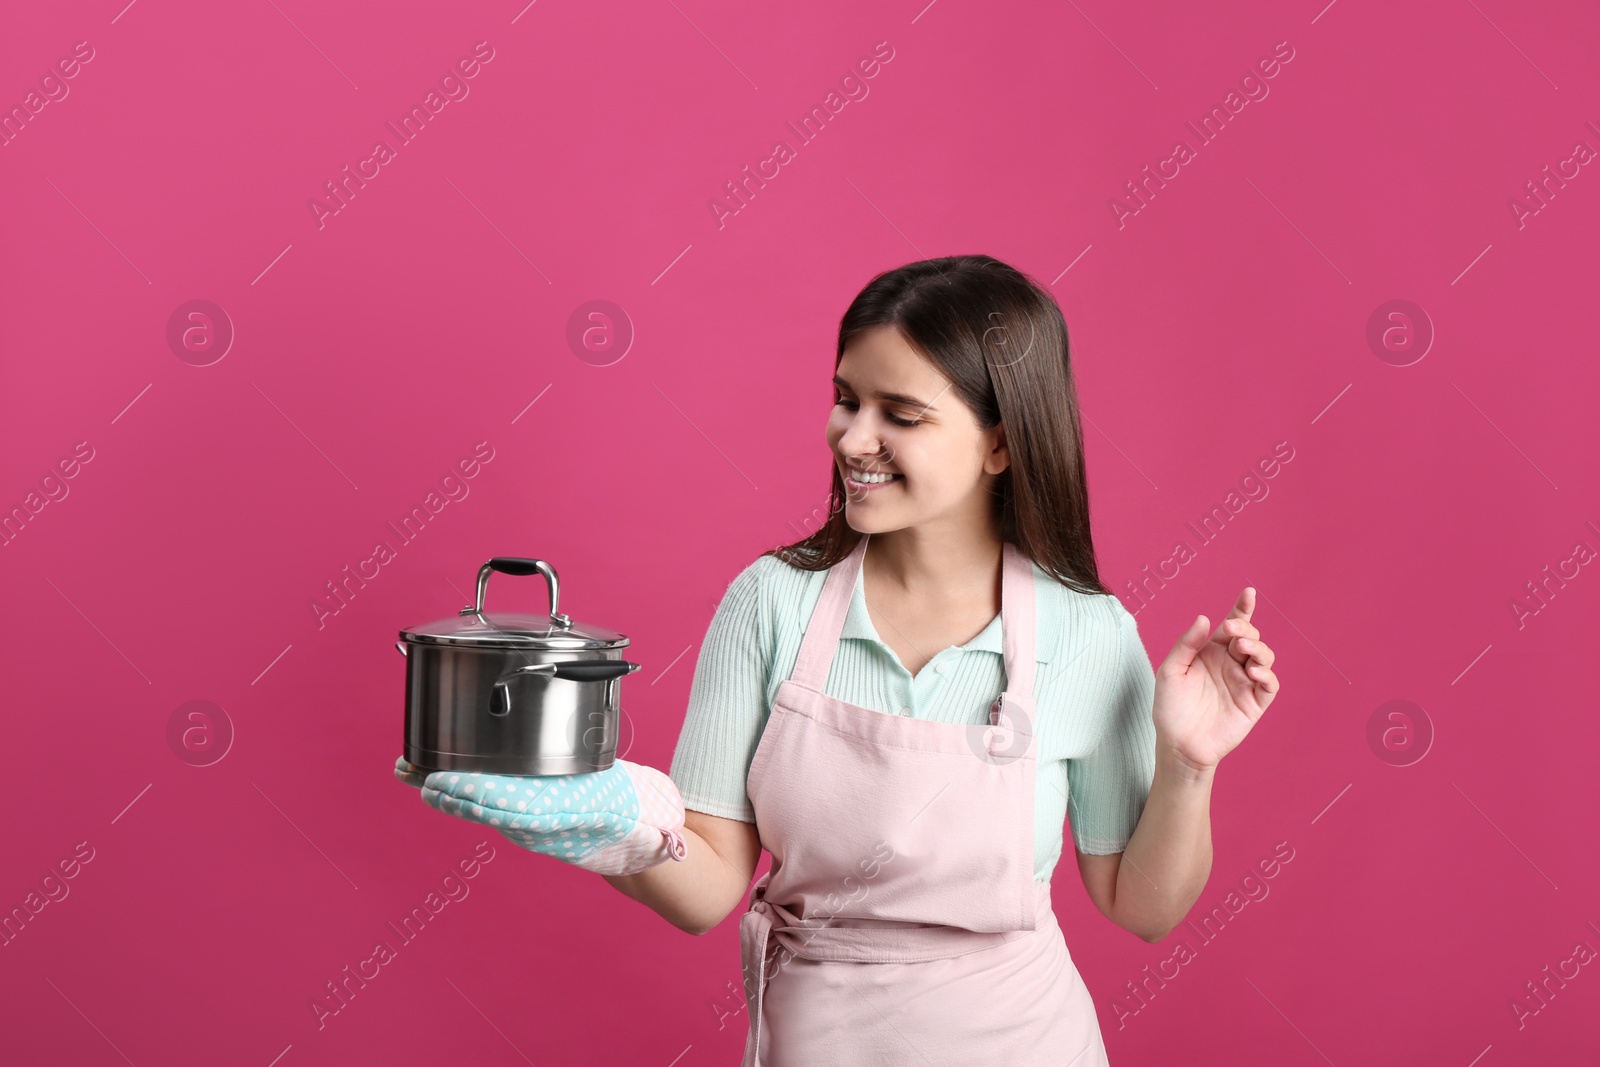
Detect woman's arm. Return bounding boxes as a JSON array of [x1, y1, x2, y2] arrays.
[[602, 809, 762, 935], [1080, 592, 1278, 942], [1076, 750, 1214, 942], [617, 559, 771, 934]]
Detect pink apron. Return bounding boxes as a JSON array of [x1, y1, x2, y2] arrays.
[[739, 533, 1111, 1066]]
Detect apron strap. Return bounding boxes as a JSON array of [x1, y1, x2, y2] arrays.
[[789, 534, 870, 692], [998, 541, 1038, 700]]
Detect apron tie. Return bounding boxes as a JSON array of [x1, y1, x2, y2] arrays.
[[741, 873, 1047, 1067]]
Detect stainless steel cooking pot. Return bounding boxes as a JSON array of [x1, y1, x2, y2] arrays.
[[397, 556, 640, 777]]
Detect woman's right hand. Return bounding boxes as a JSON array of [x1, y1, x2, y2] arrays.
[[392, 755, 689, 876]]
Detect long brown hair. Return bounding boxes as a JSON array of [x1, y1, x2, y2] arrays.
[[763, 254, 1109, 597]]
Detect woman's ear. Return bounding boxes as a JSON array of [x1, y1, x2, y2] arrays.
[[985, 424, 1010, 476]]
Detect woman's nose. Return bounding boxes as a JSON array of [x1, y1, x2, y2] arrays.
[[837, 417, 882, 458]]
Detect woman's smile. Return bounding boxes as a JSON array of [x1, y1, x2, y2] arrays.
[[842, 464, 903, 493]]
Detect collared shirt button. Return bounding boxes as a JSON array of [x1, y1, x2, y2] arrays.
[[900, 706, 912, 716], [935, 662, 948, 674]]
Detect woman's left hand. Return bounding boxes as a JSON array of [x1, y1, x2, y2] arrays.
[[1151, 587, 1280, 774]]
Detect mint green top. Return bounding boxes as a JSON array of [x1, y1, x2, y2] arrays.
[[668, 549, 1158, 884]]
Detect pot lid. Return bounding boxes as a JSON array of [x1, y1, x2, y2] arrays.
[[400, 611, 628, 650], [398, 556, 630, 650]]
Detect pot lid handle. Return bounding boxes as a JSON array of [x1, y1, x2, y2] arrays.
[[458, 557, 573, 629]]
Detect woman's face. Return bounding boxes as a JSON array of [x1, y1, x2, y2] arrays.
[[826, 325, 1008, 535]]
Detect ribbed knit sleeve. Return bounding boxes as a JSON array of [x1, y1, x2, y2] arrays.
[[1066, 601, 1158, 854], [667, 557, 772, 822]]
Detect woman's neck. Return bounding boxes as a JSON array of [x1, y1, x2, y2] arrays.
[[863, 526, 1005, 605]]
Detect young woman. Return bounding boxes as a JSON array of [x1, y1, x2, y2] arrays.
[[399, 254, 1280, 1065]]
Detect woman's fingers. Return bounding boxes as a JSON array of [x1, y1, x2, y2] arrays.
[[1229, 636, 1274, 669], [1217, 616, 1260, 644], [1247, 663, 1279, 693]]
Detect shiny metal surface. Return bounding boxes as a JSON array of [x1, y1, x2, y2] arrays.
[[402, 611, 626, 650], [398, 555, 635, 776], [402, 643, 624, 776]]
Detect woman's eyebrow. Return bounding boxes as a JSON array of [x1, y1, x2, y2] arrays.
[[832, 374, 938, 413]]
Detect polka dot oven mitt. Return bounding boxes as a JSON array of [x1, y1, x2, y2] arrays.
[[399, 757, 689, 876]]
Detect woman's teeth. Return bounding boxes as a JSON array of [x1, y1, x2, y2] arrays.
[[849, 470, 900, 484]]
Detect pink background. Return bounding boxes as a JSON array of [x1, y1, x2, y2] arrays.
[[3, 0, 1597, 1063]]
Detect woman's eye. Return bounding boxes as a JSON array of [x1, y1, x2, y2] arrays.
[[835, 398, 920, 428]]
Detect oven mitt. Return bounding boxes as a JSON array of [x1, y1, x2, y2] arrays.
[[394, 756, 689, 876]]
